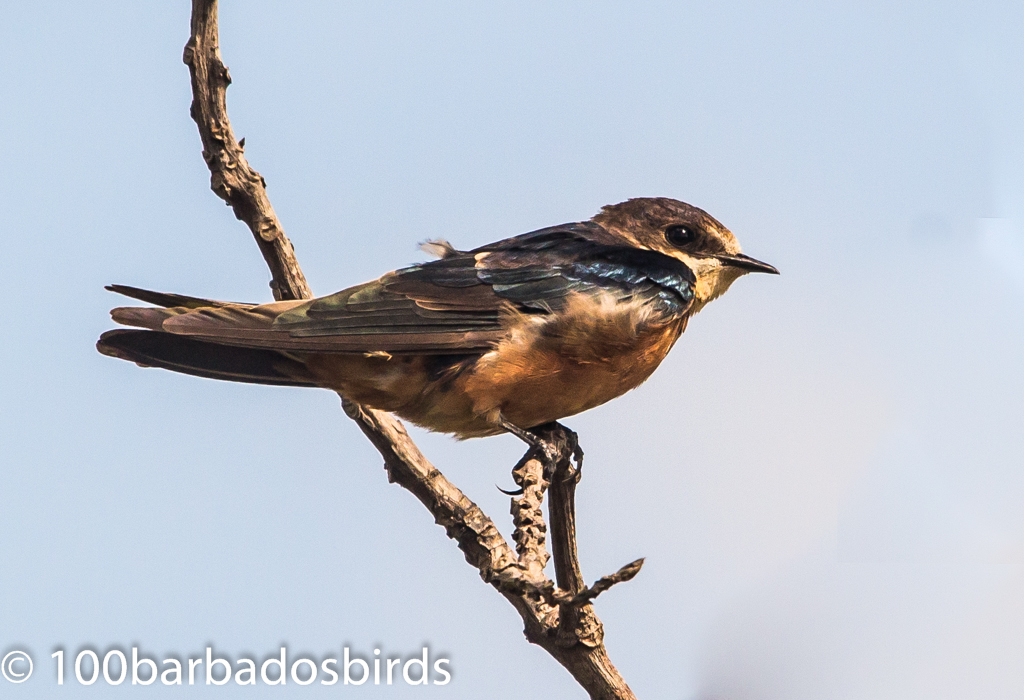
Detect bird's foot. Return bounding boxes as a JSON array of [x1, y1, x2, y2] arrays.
[[499, 414, 561, 466], [498, 416, 584, 487], [548, 422, 583, 484]]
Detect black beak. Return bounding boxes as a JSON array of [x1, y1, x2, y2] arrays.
[[716, 253, 779, 275]]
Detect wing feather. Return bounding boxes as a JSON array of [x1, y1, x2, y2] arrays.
[[108, 223, 695, 354]]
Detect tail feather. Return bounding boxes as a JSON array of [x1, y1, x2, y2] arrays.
[[97, 329, 316, 387], [105, 284, 241, 309], [110, 305, 190, 330]]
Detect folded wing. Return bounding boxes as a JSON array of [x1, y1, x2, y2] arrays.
[[104, 223, 696, 356]]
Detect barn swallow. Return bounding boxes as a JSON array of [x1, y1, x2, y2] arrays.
[[98, 197, 777, 440]]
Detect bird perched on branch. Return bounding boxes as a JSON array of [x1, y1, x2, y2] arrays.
[[98, 197, 777, 440]]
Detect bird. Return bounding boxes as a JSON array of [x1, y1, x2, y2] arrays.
[[98, 197, 777, 441]]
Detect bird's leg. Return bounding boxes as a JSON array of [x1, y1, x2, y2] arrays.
[[498, 416, 587, 489], [495, 416, 586, 496], [495, 417, 545, 496], [494, 415, 541, 495], [499, 414, 560, 467]]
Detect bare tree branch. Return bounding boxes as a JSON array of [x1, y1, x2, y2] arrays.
[[510, 448, 552, 580], [550, 559, 646, 608], [183, 2, 639, 697], [341, 398, 520, 580], [183, 0, 310, 301]]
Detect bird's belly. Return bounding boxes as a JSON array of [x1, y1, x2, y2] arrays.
[[455, 309, 686, 435], [306, 298, 687, 439]]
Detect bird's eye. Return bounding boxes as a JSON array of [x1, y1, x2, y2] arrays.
[[665, 225, 696, 247]]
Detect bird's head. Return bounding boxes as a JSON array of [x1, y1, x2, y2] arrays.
[[592, 197, 778, 312]]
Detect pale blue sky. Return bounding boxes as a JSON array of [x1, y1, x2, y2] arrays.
[[2, 1, 1023, 697]]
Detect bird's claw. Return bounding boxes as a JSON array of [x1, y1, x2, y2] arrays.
[[499, 415, 585, 487], [496, 483, 525, 496], [564, 442, 584, 484]]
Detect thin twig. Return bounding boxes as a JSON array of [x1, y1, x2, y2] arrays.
[[183, 0, 310, 301], [547, 559, 646, 608], [341, 398, 519, 580]]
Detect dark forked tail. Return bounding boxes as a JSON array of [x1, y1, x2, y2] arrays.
[[97, 284, 317, 387], [97, 330, 316, 387]]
